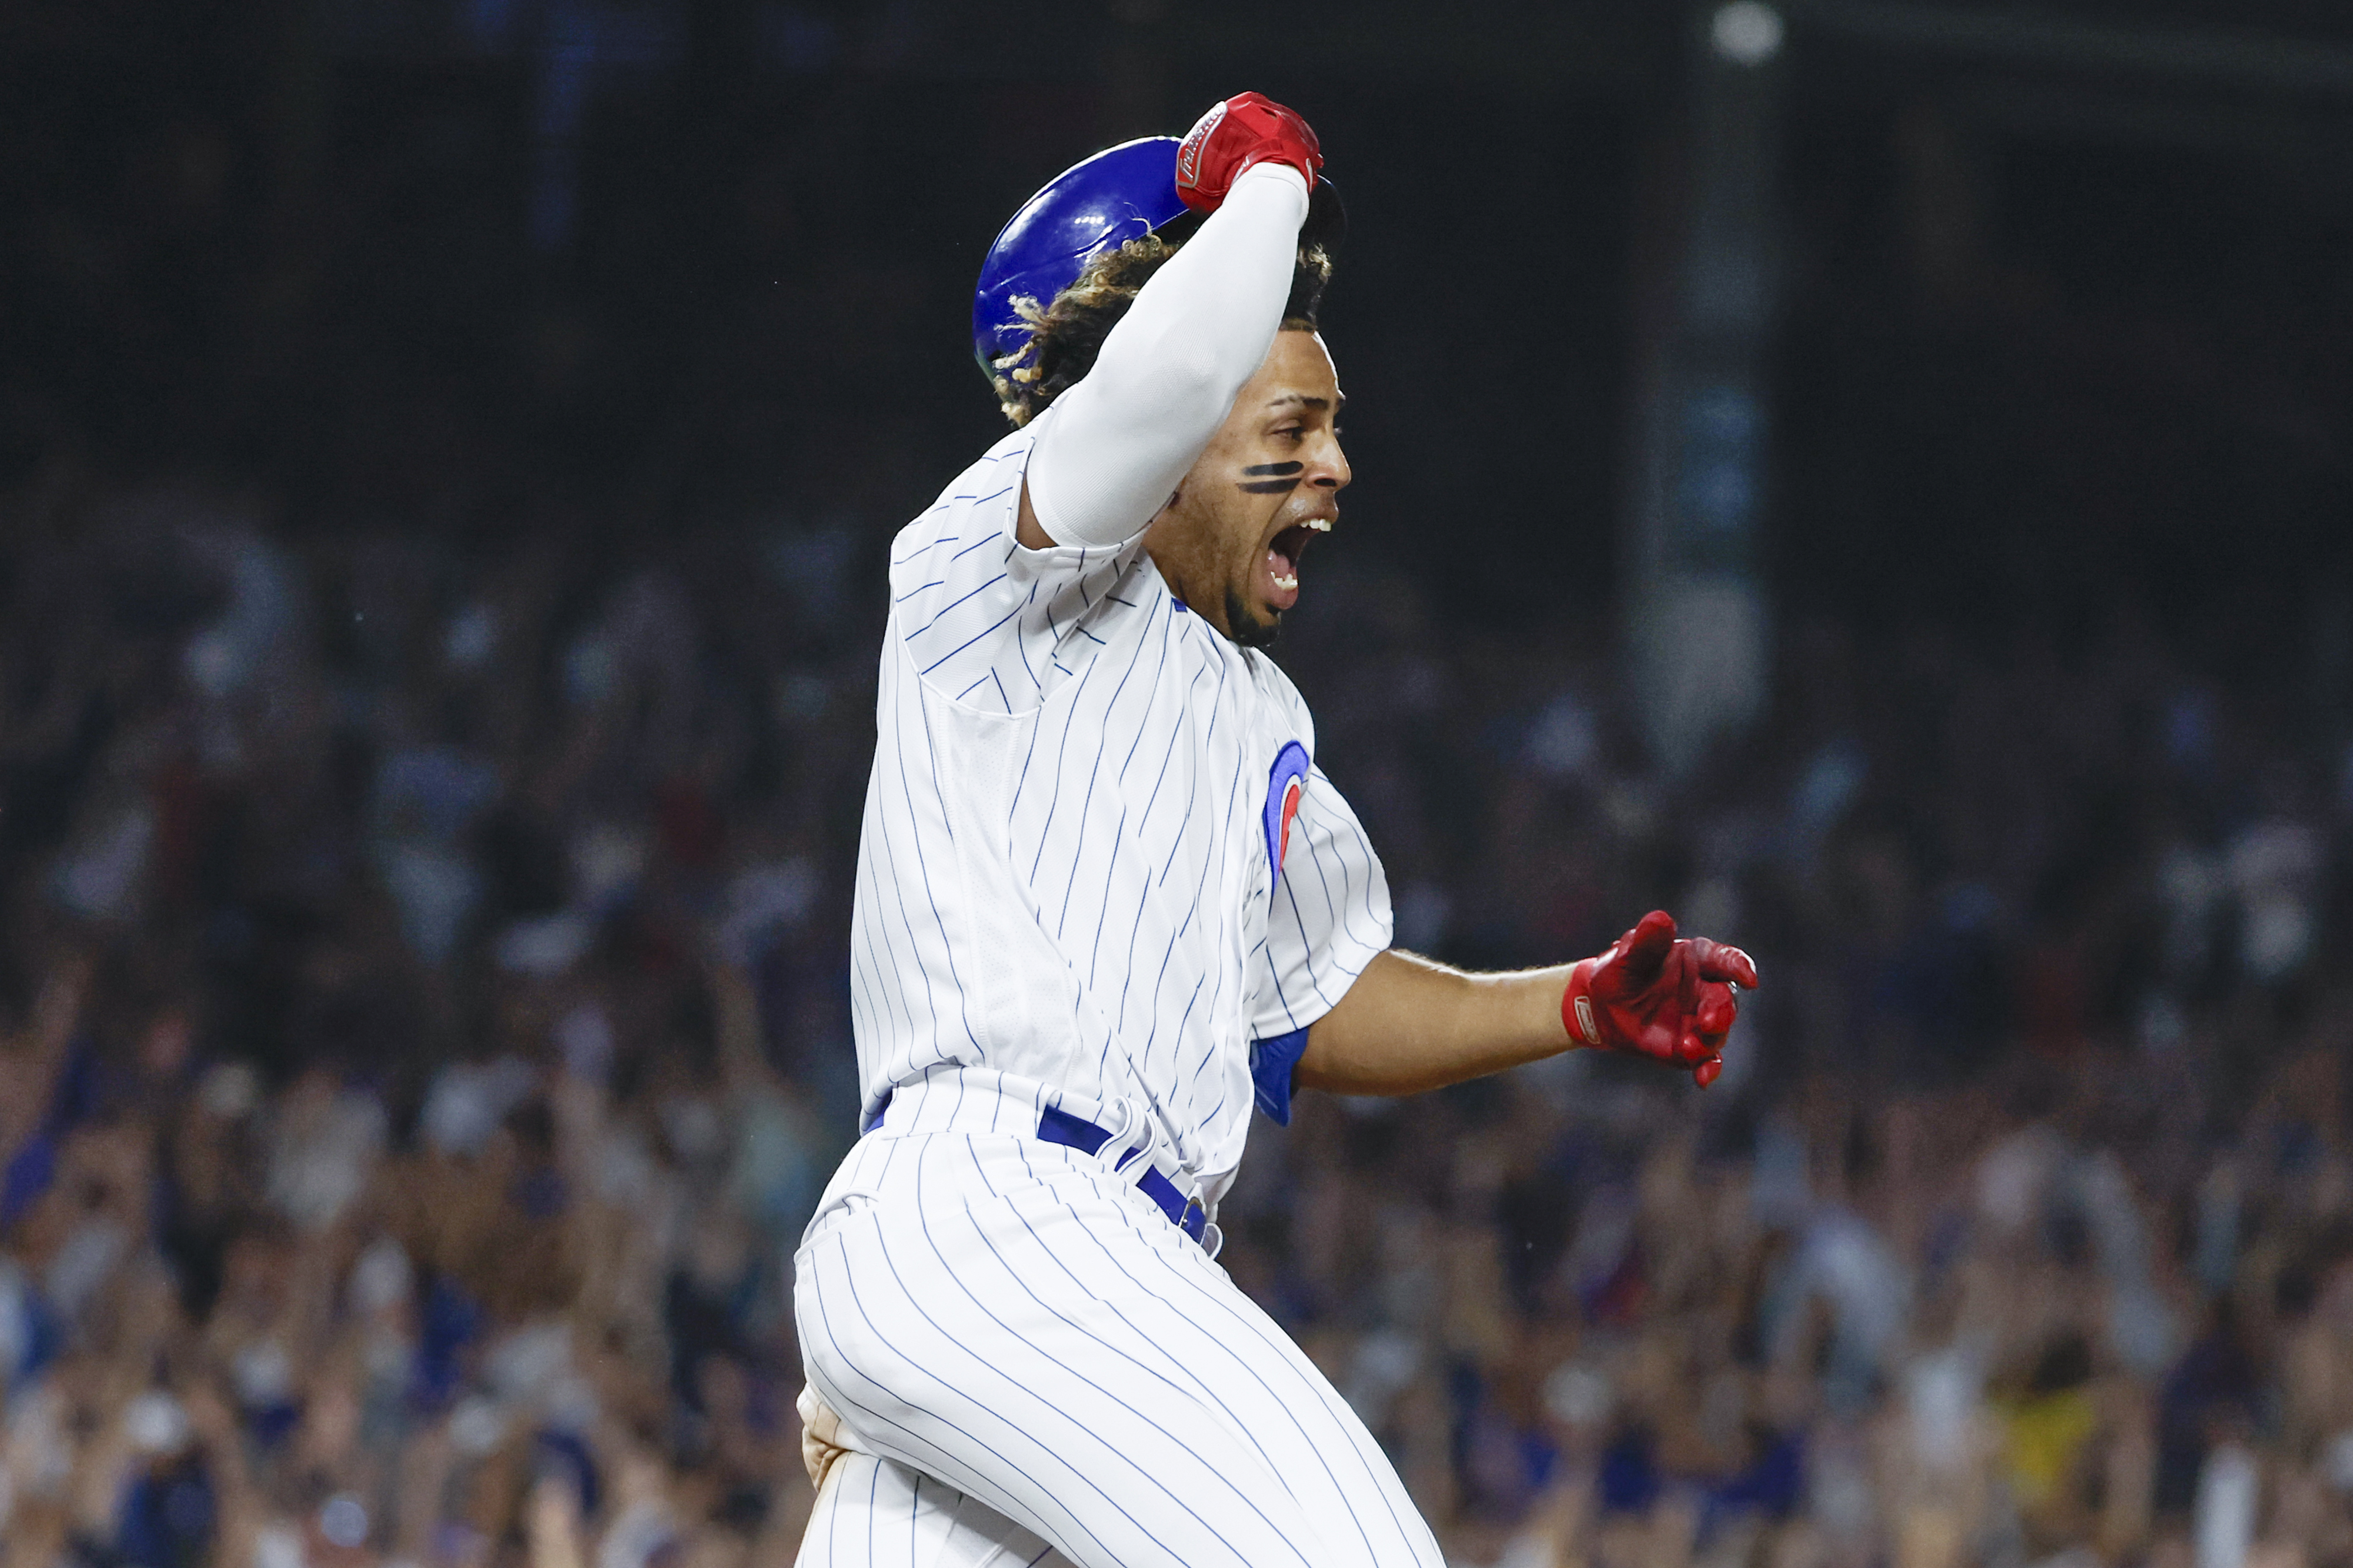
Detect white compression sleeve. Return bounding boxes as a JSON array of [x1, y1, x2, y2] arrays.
[[1024, 162, 1311, 550]]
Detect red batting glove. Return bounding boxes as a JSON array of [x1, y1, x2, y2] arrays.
[[1175, 92, 1324, 215], [1561, 910, 1759, 1088]]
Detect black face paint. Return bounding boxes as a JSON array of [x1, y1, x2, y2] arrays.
[[1238, 458, 1305, 493]]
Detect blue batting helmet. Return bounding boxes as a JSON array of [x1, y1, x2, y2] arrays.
[[972, 136, 1189, 386]]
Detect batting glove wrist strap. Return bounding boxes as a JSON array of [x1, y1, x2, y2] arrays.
[[1560, 910, 1758, 1090]]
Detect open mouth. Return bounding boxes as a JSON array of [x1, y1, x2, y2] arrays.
[[1262, 517, 1332, 610]]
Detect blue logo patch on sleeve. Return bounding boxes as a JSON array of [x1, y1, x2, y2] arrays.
[[1262, 741, 1310, 896]]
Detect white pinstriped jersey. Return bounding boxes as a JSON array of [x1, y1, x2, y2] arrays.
[[847, 408, 1392, 1197]]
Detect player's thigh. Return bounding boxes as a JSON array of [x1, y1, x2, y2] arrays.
[[1032, 1199, 1444, 1568], [794, 1135, 1440, 1568], [798, 1453, 1075, 1568]]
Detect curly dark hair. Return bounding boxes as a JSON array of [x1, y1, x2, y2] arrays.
[[989, 232, 1334, 428]]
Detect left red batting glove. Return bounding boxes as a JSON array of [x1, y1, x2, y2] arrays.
[[1562, 910, 1758, 1088]]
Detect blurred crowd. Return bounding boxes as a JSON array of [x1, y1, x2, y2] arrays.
[[0, 472, 2345, 1568]]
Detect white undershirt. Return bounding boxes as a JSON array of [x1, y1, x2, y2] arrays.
[[1024, 162, 1311, 550]]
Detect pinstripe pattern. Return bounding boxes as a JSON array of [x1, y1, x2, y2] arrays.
[[799, 1450, 1072, 1568], [849, 417, 1392, 1201], [795, 1075, 1445, 1568], [818, 423, 1422, 1568]]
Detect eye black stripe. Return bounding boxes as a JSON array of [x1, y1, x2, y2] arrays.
[[1239, 461, 1304, 477], [1237, 478, 1302, 494]]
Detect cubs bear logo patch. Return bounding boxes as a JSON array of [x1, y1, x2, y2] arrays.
[[1262, 741, 1311, 896]]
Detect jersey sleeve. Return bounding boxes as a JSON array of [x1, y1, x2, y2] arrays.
[[1246, 763, 1393, 1125], [1025, 164, 1309, 549], [889, 409, 1141, 715]]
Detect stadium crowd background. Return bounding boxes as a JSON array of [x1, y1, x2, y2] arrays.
[[5, 3, 2353, 1568]]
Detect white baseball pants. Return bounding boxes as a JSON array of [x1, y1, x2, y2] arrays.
[[791, 1072, 1443, 1568]]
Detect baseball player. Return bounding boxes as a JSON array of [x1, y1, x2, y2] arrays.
[[792, 94, 1759, 1568]]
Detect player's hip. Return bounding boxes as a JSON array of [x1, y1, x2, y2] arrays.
[[800, 1065, 1217, 1262], [791, 1094, 1234, 1442]]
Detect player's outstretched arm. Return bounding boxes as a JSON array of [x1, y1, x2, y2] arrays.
[[1295, 912, 1757, 1096], [1017, 95, 1319, 552]]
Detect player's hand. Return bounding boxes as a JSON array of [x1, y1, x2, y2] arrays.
[[1561, 910, 1758, 1087], [1175, 92, 1323, 214]]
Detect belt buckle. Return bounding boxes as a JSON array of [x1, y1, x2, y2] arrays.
[[1179, 1195, 1207, 1243]]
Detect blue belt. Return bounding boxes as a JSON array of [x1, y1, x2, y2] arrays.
[[1036, 1105, 1209, 1246], [864, 1089, 1209, 1247]]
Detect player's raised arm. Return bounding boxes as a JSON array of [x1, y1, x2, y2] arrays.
[[1296, 911, 1761, 1095], [1016, 95, 1320, 551]]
